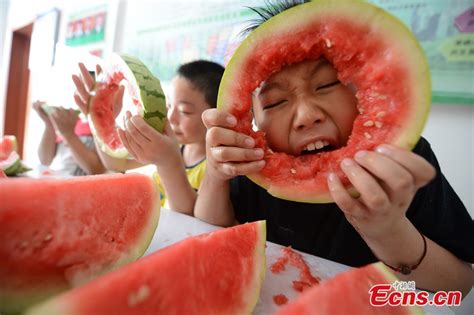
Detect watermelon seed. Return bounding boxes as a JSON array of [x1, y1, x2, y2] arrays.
[[44, 234, 53, 242], [128, 285, 150, 306], [363, 120, 374, 127], [290, 168, 296, 174], [376, 111, 386, 118], [324, 38, 332, 48], [375, 121, 383, 128], [364, 132, 372, 139]]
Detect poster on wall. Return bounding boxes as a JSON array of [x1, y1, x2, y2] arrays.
[[370, 0, 473, 104], [124, 1, 261, 85], [65, 4, 108, 57]]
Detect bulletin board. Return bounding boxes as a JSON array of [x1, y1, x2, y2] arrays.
[[124, 0, 474, 104]]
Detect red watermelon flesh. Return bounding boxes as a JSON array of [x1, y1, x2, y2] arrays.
[[274, 262, 423, 315], [0, 135, 17, 159], [25, 221, 267, 315], [218, 0, 431, 203], [0, 173, 160, 314]]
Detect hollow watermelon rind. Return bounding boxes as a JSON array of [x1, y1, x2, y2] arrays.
[[218, 0, 431, 203], [24, 221, 266, 315], [0, 173, 160, 314], [88, 54, 167, 158]]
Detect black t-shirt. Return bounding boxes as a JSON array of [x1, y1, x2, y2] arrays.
[[230, 137, 474, 267]]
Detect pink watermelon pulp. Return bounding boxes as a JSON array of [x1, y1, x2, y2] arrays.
[[218, 0, 431, 203], [0, 135, 17, 159], [89, 54, 167, 158], [0, 135, 30, 176], [25, 221, 267, 315], [274, 262, 423, 315], [0, 173, 160, 314]]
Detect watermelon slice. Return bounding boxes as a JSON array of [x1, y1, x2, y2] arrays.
[[0, 173, 160, 314], [24, 221, 267, 315], [218, 0, 431, 203], [0, 135, 31, 176], [274, 262, 423, 315], [88, 54, 167, 158]]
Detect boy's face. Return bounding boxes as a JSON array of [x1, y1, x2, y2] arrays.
[[167, 76, 209, 145], [252, 59, 358, 156]]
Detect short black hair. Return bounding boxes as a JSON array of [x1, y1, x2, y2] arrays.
[[242, 0, 311, 35], [176, 60, 225, 109]]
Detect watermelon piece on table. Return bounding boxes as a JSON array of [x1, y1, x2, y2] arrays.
[[274, 262, 423, 315], [0, 173, 160, 314], [0, 135, 31, 176], [25, 221, 267, 315]]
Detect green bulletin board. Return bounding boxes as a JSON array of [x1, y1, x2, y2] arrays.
[[125, 0, 474, 104], [371, 0, 474, 104]]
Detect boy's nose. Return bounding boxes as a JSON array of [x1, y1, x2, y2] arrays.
[[167, 106, 179, 125], [292, 100, 327, 131]]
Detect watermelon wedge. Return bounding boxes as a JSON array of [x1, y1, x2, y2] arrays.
[[89, 54, 167, 158], [274, 262, 423, 315], [25, 221, 267, 315], [0, 135, 31, 176], [218, 0, 431, 203], [0, 173, 160, 314]]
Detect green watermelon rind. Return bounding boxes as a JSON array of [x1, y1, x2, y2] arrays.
[[0, 174, 161, 314], [88, 54, 167, 158], [119, 54, 167, 133], [243, 220, 267, 314], [1, 151, 31, 176], [218, 0, 431, 203], [41, 105, 81, 116]]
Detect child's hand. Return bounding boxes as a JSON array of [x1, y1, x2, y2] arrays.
[[32, 100, 52, 126], [49, 107, 79, 138], [202, 108, 265, 181], [327, 144, 436, 241], [117, 112, 181, 170], [72, 62, 123, 117]]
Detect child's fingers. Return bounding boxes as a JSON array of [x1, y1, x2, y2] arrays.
[[72, 74, 90, 103], [375, 145, 436, 188], [78, 63, 95, 92], [118, 128, 141, 158], [354, 150, 416, 201], [207, 127, 255, 149], [202, 108, 237, 129], [125, 115, 152, 144], [327, 173, 368, 218], [210, 146, 264, 163], [129, 116, 159, 142], [220, 160, 266, 177], [340, 158, 391, 212], [73, 94, 88, 115]]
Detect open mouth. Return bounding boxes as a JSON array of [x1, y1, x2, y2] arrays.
[[300, 140, 334, 155]]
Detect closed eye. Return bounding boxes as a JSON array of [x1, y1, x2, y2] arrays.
[[263, 100, 286, 110], [316, 80, 340, 91]]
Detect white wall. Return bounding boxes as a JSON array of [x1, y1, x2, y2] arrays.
[[422, 105, 473, 215]]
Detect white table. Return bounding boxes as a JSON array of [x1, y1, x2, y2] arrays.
[[145, 208, 455, 315]]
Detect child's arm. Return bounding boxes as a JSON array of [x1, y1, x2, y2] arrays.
[[50, 107, 105, 175], [72, 63, 143, 173], [117, 113, 196, 215], [32, 101, 56, 165], [327, 145, 473, 296], [194, 109, 266, 226]]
